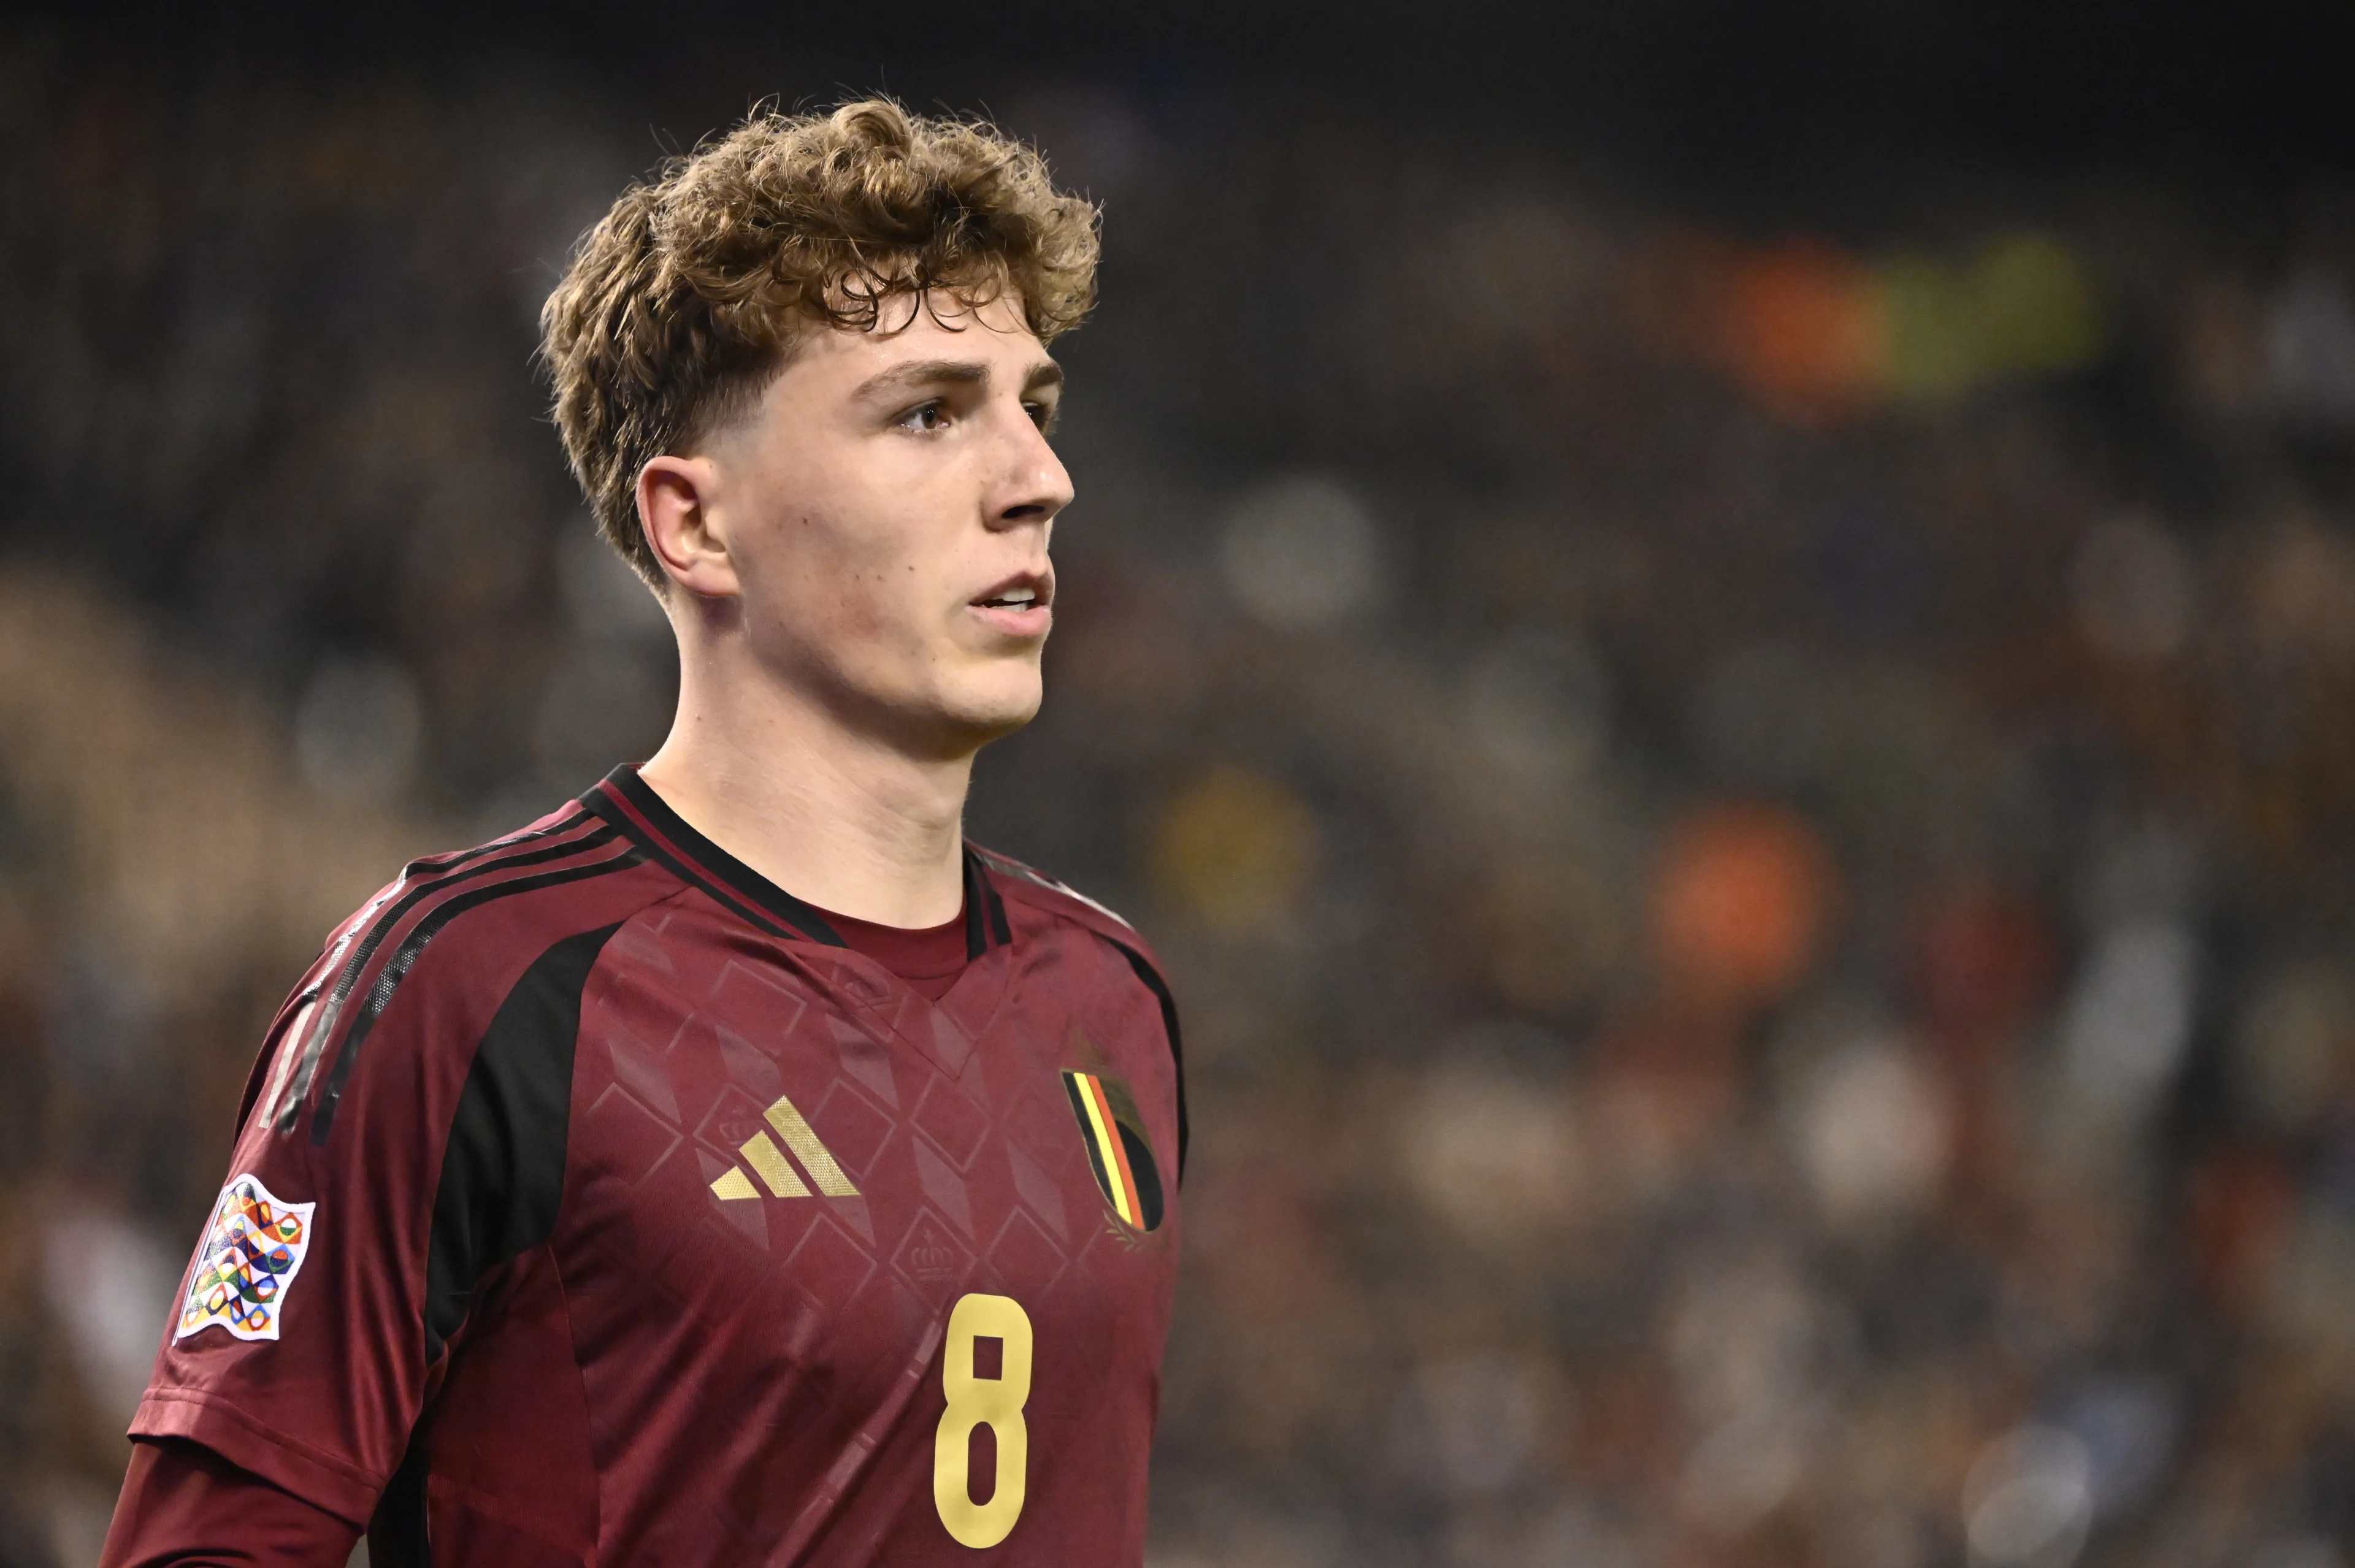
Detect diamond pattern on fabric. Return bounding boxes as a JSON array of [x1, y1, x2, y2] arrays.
[[912, 1077, 990, 1169]]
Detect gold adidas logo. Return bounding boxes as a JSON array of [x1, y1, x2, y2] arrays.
[[711, 1095, 860, 1200]]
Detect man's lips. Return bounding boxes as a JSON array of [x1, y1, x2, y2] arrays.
[[968, 572, 1054, 635]]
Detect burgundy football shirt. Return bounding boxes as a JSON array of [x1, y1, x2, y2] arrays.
[[131, 766, 1185, 1567]]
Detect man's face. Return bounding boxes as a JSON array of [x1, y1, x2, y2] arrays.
[[688, 291, 1071, 757]]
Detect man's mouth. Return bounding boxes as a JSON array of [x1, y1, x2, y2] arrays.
[[971, 574, 1052, 614]]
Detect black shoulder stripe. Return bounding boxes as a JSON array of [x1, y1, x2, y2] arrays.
[[1113, 944, 1187, 1182], [309, 847, 640, 1145], [274, 819, 620, 1134], [401, 808, 596, 885], [323, 813, 604, 1025], [424, 920, 621, 1363]]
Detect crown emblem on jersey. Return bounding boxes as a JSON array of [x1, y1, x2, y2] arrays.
[[1063, 1071, 1164, 1233], [175, 1173, 316, 1342], [711, 1093, 861, 1201]]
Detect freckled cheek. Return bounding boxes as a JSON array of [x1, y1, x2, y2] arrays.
[[774, 511, 884, 630], [765, 488, 947, 657], [824, 557, 946, 659]]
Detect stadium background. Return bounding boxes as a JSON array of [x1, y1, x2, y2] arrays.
[[4, 4, 2355, 1564]]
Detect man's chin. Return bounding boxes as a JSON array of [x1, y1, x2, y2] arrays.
[[917, 676, 1043, 752], [951, 694, 1043, 744]]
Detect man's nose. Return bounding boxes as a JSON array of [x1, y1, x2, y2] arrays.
[[990, 410, 1073, 529]]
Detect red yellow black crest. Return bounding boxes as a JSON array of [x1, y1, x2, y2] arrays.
[[1061, 1071, 1164, 1232]]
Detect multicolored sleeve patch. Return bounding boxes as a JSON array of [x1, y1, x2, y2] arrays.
[[174, 1173, 316, 1343], [1062, 1071, 1165, 1233]]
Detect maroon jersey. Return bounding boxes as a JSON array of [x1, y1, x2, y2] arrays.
[[133, 766, 1185, 1567]]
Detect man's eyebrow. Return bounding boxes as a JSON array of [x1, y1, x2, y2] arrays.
[[853, 359, 992, 400], [851, 358, 1065, 403]]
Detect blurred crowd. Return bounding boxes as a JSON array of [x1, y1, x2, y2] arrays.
[[6, 31, 2355, 1568]]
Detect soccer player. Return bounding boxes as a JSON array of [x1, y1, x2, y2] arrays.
[[101, 99, 1184, 1567]]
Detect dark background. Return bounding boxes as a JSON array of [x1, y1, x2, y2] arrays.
[[2, 5, 2353, 1566], [36, 0, 2355, 188]]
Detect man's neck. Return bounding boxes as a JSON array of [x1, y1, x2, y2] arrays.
[[635, 662, 973, 930]]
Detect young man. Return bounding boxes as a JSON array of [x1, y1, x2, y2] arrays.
[[102, 99, 1184, 1567]]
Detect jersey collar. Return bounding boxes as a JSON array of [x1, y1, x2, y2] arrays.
[[583, 765, 844, 944], [581, 765, 1011, 958]]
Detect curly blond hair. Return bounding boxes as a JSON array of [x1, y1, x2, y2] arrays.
[[540, 98, 1099, 588]]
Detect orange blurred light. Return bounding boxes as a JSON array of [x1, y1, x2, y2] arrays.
[[1653, 801, 1836, 1007], [1721, 242, 1883, 421]]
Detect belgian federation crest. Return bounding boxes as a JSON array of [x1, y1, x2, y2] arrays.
[[175, 1173, 315, 1342], [1061, 1071, 1165, 1233]]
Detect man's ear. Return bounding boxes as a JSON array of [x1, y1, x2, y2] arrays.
[[637, 454, 740, 600]]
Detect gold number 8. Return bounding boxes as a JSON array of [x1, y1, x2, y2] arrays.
[[934, 1293, 1033, 1547]]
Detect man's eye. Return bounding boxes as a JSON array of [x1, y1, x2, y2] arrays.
[[898, 402, 946, 432], [1024, 401, 1056, 432]]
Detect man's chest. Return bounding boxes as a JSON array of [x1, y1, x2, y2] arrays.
[[547, 920, 1180, 1426]]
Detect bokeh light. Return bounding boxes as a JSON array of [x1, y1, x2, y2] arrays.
[[1147, 767, 1319, 933], [1652, 801, 1837, 1009]]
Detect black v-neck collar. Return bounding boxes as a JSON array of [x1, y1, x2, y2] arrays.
[[584, 765, 1010, 958], [585, 766, 843, 943]]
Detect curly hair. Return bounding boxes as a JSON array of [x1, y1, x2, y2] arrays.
[[540, 98, 1100, 589]]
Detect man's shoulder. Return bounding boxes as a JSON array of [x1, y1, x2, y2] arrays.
[[321, 798, 659, 961], [973, 843, 1188, 1179], [971, 843, 1177, 991], [260, 798, 673, 1141], [971, 844, 1143, 946]]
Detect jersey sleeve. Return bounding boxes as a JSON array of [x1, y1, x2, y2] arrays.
[[130, 824, 647, 1528], [129, 918, 483, 1526], [100, 1438, 361, 1568]]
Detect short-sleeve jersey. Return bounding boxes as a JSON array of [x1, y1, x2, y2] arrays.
[[133, 767, 1185, 1568]]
